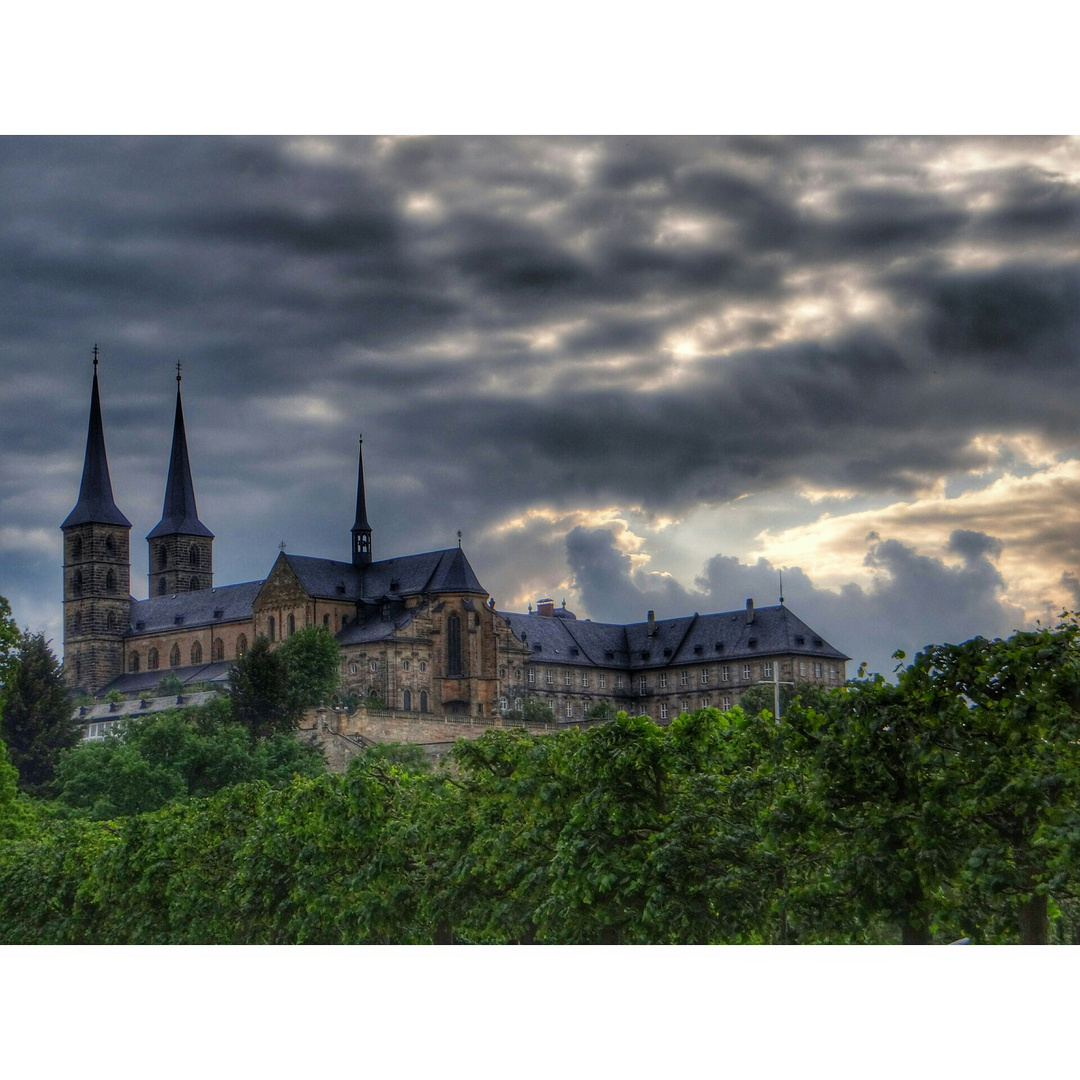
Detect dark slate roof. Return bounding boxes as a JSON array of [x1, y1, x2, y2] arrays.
[[126, 580, 263, 635], [99, 661, 232, 697], [337, 604, 418, 646], [76, 690, 219, 720], [283, 547, 486, 602], [62, 364, 131, 529], [498, 604, 849, 668], [281, 555, 364, 600], [147, 382, 213, 540]]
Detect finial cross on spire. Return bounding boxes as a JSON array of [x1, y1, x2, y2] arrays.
[[176, 361, 182, 383], [92, 344, 99, 367], [457, 530, 462, 548]]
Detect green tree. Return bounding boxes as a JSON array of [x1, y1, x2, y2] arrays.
[[228, 635, 297, 737], [276, 625, 340, 710], [0, 633, 80, 795], [0, 596, 19, 697], [0, 736, 35, 841], [736, 679, 835, 719], [911, 621, 1080, 944], [584, 700, 617, 721], [53, 699, 324, 819]]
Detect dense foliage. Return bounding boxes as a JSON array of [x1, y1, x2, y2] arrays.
[[228, 627, 340, 737], [0, 632, 80, 795], [4, 604, 1080, 943], [52, 697, 326, 819]]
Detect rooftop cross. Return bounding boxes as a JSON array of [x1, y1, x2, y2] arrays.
[[92, 344, 99, 367], [176, 361, 182, 383]]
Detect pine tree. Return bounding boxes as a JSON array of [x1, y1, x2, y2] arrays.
[[0, 632, 80, 795]]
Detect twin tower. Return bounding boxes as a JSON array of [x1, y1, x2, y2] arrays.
[[61, 355, 215, 691], [62, 351, 374, 693]]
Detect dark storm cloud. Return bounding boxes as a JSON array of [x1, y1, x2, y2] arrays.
[[5, 135, 1080, 642], [566, 526, 1026, 679]]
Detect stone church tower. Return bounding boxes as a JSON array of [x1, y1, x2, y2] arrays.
[[61, 348, 132, 694], [146, 367, 214, 597]]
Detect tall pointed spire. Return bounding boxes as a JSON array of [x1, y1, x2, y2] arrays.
[[146, 366, 213, 597], [147, 365, 213, 541], [351, 436, 372, 567], [62, 345, 131, 528]]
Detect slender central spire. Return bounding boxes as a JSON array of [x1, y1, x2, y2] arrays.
[[62, 348, 131, 528], [351, 436, 372, 567], [147, 374, 213, 540]]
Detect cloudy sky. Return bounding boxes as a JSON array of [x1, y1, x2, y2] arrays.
[[4, 135, 1080, 677]]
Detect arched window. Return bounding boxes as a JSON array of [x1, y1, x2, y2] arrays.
[[236, 634, 248, 658], [158, 545, 167, 569], [105, 535, 115, 555], [75, 659, 81, 681], [105, 569, 115, 592], [169, 643, 181, 668], [212, 638, 224, 662], [420, 690, 428, 713], [190, 641, 203, 665], [106, 610, 116, 631], [288, 613, 296, 637], [148, 648, 159, 670], [73, 570, 83, 596], [403, 689, 412, 711], [129, 653, 140, 673], [402, 659, 410, 671], [72, 536, 83, 560], [73, 610, 82, 633], [323, 614, 330, 627], [446, 614, 462, 677], [189, 545, 200, 567], [268, 616, 276, 642], [157, 577, 167, 597]]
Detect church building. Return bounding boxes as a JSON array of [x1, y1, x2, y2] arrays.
[[63, 354, 849, 724]]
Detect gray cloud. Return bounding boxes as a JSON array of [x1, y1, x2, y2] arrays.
[[3, 136, 1080, 652], [566, 526, 1026, 678]]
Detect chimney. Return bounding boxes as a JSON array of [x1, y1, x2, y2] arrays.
[[647, 610, 656, 636], [537, 598, 555, 617], [745, 598, 755, 624]]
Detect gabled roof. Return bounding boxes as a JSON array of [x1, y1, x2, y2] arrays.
[[282, 547, 486, 602], [147, 381, 213, 540], [127, 580, 263, 636], [62, 363, 131, 529], [498, 604, 849, 668]]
